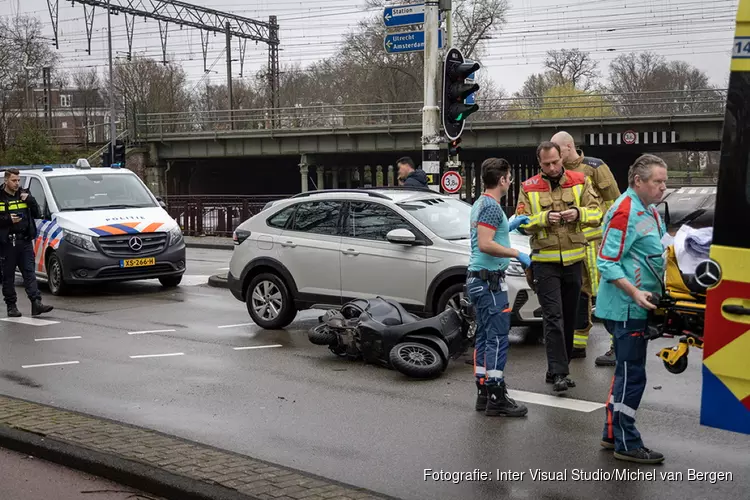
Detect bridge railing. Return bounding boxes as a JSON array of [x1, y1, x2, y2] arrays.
[[135, 89, 727, 139]]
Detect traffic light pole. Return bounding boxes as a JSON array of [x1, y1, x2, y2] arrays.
[[422, 0, 441, 192]]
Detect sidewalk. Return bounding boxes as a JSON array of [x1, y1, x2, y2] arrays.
[[184, 235, 234, 250], [0, 394, 394, 500], [0, 446, 162, 500]]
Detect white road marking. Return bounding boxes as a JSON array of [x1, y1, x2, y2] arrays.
[[218, 322, 255, 329], [128, 329, 176, 335], [508, 389, 605, 413], [233, 344, 283, 350], [34, 336, 82, 342], [129, 352, 185, 359], [22, 361, 80, 369], [1, 317, 60, 326]]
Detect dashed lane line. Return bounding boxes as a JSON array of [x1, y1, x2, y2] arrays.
[[129, 352, 185, 359], [1, 317, 60, 326], [233, 344, 283, 350], [128, 329, 177, 335], [508, 389, 605, 413], [217, 322, 254, 329], [22, 361, 80, 369], [34, 336, 82, 342]]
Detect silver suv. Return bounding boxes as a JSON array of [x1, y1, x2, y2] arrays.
[[227, 188, 541, 329]]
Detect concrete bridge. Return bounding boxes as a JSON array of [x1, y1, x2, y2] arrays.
[[125, 90, 726, 196]]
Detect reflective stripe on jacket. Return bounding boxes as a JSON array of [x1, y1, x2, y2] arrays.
[[515, 169, 603, 266]]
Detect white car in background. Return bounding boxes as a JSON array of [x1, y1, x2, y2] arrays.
[[227, 188, 542, 329]]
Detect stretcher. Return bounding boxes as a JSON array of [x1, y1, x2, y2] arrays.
[[645, 245, 705, 374]]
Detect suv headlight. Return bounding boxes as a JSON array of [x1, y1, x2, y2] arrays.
[[168, 226, 183, 246], [64, 230, 97, 252], [506, 259, 525, 277]]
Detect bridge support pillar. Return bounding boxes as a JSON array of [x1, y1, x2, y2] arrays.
[[387, 165, 394, 186], [376, 165, 383, 187], [316, 166, 325, 190], [299, 161, 309, 193]]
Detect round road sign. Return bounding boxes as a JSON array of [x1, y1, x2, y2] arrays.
[[441, 170, 463, 194], [623, 130, 637, 145]]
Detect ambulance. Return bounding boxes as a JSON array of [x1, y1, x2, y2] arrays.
[[1, 160, 185, 295]]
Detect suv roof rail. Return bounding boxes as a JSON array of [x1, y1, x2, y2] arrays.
[[290, 189, 391, 200]]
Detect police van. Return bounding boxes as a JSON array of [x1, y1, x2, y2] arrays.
[[1, 159, 185, 295]]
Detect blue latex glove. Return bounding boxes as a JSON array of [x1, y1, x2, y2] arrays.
[[517, 252, 532, 269], [509, 215, 530, 232]]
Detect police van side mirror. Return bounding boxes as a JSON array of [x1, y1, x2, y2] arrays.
[[156, 196, 166, 209]]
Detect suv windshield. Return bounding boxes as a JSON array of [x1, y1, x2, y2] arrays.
[[47, 173, 157, 211], [398, 197, 472, 240]]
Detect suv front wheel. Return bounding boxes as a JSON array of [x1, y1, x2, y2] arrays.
[[246, 273, 296, 329]]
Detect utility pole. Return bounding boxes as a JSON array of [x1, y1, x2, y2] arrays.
[[422, 0, 441, 191], [226, 22, 234, 131], [107, 0, 116, 164]]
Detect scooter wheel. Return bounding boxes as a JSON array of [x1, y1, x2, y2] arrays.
[[308, 326, 337, 346], [664, 355, 688, 374], [389, 342, 445, 379]]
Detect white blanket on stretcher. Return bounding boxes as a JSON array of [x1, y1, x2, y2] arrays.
[[669, 225, 713, 275]]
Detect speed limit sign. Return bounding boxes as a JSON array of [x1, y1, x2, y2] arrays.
[[441, 170, 463, 194]]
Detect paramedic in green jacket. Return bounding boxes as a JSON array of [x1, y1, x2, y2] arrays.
[[596, 154, 668, 465]]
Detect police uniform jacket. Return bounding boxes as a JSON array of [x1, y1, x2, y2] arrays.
[[0, 185, 41, 244]]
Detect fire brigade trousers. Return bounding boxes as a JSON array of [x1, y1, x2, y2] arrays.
[[466, 276, 510, 386], [534, 261, 583, 376], [574, 240, 600, 349], [602, 319, 648, 453]]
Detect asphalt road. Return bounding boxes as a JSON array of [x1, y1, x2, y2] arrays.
[[1, 248, 748, 500]]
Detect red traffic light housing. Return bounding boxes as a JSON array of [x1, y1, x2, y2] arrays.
[[449, 138, 462, 156]]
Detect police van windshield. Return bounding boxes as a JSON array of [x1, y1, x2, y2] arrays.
[[47, 173, 158, 211]]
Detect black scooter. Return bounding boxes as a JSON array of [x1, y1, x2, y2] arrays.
[[308, 291, 475, 379]]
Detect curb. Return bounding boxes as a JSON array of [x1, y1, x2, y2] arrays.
[[0, 425, 250, 500], [208, 274, 229, 289]]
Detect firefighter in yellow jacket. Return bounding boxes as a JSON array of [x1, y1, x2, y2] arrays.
[[516, 141, 603, 392], [551, 132, 621, 365]]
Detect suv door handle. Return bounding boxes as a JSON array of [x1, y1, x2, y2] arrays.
[[280, 241, 296, 248], [342, 248, 359, 256]]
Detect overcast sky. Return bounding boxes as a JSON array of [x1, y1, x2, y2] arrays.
[[0, 0, 739, 98]]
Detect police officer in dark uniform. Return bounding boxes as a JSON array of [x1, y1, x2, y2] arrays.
[[0, 168, 53, 317]]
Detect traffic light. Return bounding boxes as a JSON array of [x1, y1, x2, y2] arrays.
[[442, 47, 480, 141], [113, 140, 126, 166], [100, 148, 111, 168], [449, 137, 462, 156]]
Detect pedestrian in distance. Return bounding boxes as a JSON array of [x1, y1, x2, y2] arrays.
[[597, 154, 669, 464], [396, 156, 428, 188], [0, 168, 54, 317], [551, 131, 621, 366], [467, 158, 532, 417], [515, 141, 603, 392]]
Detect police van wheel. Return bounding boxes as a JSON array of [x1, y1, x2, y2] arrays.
[[159, 275, 182, 288], [47, 253, 68, 296]]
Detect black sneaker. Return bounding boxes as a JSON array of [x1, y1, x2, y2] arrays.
[[552, 375, 568, 392], [595, 348, 616, 367], [485, 381, 527, 417], [475, 380, 488, 411], [614, 447, 665, 464], [7, 305, 21, 317], [545, 372, 576, 387]]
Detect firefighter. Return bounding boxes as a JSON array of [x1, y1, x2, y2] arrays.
[[551, 131, 621, 365], [516, 141, 603, 392], [597, 154, 668, 464]]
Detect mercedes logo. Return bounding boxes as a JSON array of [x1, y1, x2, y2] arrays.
[[694, 259, 721, 289], [128, 236, 143, 252]]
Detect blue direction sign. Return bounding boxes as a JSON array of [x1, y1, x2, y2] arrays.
[[384, 29, 443, 54], [383, 3, 425, 27]]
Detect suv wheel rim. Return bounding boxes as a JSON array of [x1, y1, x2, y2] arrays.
[[446, 291, 464, 312], [251, 280, 282, 321]]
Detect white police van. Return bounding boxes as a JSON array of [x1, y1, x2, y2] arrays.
[[2, 159, 185, 295]]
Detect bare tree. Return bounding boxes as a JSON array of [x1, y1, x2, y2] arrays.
[[71, 67, 102, 148], [544, 49, 600, 91], [0, 15, 57, 154]]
